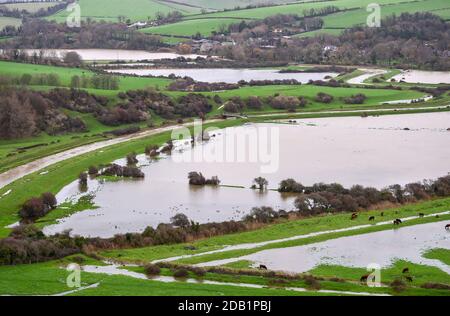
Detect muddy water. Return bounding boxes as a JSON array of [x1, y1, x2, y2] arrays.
[[0, 119, 221, 190], [41, 112, 450, 238], [106, 68, 338, 83], [392, 70, 450, 84], [13, 49, 204, 61], [198, 221, 450, 274]]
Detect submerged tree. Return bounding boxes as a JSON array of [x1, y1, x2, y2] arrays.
[[253, 177, 268, 191]]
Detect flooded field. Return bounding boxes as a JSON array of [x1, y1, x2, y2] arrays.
[[198, 221, 450, 274], [392, 70, 450, 84], [43, 112, 450, 238], [9, 49, 204, 61], [106, 68, 338, 83]]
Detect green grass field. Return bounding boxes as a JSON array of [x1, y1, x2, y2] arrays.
[[141, 0, 449, 38], [2, 2, 60, 13], [142, 17, 243, 36], [0, 16, 22, 30], [48, 0, 201, 23], [322, 0, 450, 29], [0, 255, 322, 296], [0, 61, 171, 94]]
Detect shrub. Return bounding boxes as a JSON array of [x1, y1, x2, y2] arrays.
[[244, 207, 279, 223], [315, 92, 334, 103], [174, 268, 189, 278], [41, 192, 57, 210], [88, 166, 99, 175], [79, 172, 88, 185], [421, 283, 450, 290], [19, 198, 47, 221], [190, 266, 206, 277], [223, 101, 242, 113], [278, 179, 304, 193], [390, 278, 407, 292], [270, 95, 300, 110], [171, 213, 190, 228], [303, 275, 321, 290], [344, 94, 367, 104], [144, 263, 161, 276], [188, 172, 206, 185], [246, 96, 263, 109], [126, 152, 139, 165]]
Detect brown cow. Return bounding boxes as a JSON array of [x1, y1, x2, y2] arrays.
[[360, 274, 369, 283], [351, 213, 358, 220]]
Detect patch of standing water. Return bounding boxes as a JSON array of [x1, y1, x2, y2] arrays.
[[153, 211, 449, 264], [106, 68, 339, 84], [43, 112, 450, 238], [81, 264, 390, 296], [5, 49, 205, 61], [392, 70, 450, 84], [197, 221, 450, 275]]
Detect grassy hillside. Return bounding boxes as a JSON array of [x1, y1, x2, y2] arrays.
[[2, 2, 60, 13], [0, 61, 171, 94], [167, 0, 312, 10], [142, 17, 243, 36], [322, 0, 450, 29], [48, 0, 202, 23], [0, 16, 21, 29], [141, 0, 450, 38]]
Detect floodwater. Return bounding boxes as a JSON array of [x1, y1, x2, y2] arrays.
[[198, 221, 450, 275], [106, 68, 338, 83], [0, 119, 221, 190], [81, 264, 390, 296], [13, 49, 205, 61], [42, 112, 450, 238], [392, 70, 450, 84]]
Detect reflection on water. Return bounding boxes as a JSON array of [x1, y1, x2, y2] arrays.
[[106, 68, 338, 84], [44, 112, 450, 238], [392, 70, 450, 84], [198, 221, 450, 274], [12, 49, 204, 61]]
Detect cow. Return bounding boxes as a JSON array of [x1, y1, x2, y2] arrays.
[[259, 265, 268, 270], [394, 219, 403, 225], [369, 216, 375, 221], [351, 213, 358, 220], [402, 268, 410, 274], [445, 224, 450, 231], [360, 274, 369, 283], [419, 213, 425, 218]]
